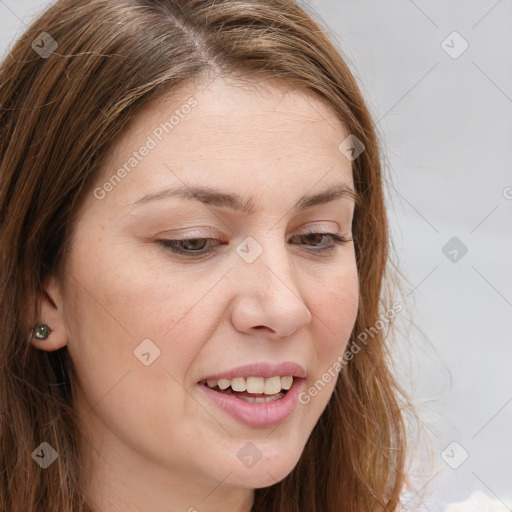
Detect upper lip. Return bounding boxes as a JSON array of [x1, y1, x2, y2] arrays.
[[198, 362, 307, 382]]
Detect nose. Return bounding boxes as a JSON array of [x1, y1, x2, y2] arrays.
[[229, 234, 313, 340]]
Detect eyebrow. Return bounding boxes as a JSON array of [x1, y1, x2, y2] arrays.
[[130, 182, 359, 215]]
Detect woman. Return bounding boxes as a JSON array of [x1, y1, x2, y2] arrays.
[[0, 0, 410, 510]]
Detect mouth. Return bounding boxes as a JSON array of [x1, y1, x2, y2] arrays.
[[196, 375, 305, 428], [198, 375, 294, 404]]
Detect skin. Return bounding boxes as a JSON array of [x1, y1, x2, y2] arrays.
[[31, 73, 359, 512]]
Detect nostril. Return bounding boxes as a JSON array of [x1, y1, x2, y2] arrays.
[[254, 326, 273, 332]]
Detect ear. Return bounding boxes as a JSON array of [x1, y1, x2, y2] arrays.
[[28, 274, 68, 352]]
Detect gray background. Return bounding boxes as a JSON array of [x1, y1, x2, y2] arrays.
[[1, 0, 511, 509]]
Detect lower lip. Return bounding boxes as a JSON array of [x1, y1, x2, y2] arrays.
[[197, 378, 305, 428]]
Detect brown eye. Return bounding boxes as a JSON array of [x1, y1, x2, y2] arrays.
[[177, 238, 210, 251], [157, 232, 351, 258], [300, 232, 324, 247], [158, 237, 221, 255], [289, 232, 351, 253]]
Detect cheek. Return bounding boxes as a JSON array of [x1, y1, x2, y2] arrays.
[[314, 263, 359, 361], [295, 265, 358, 427], [63, 240, 226, 409], [62, 257, 205, 464]]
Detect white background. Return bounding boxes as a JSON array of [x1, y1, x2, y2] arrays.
[[1, 0, 511, 509]]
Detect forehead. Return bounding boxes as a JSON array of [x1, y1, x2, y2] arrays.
[[93, 74, 354, 211]]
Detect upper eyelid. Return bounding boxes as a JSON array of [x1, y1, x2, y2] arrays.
[[159, 223, 344, 238], [157, 232, 349, 254]]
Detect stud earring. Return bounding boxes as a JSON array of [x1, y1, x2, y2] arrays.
[[31, 324, 53, 340]]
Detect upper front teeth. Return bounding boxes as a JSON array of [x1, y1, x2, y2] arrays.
[[206, 376, 294, 394]]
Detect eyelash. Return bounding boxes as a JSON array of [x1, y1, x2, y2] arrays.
[[157, 231, 352, 257]]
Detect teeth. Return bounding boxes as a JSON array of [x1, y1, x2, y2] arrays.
[[230, 377, 245, 392], [239, 394, 283, 403], [217, 378, 231, 390], [280, 376, 293, 390], [264, 376, 282, 394], [246, 376, 265, 394], [204, 376, 295, 394]]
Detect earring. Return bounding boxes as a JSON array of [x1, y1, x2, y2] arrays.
[[31, 324, 53, 340]]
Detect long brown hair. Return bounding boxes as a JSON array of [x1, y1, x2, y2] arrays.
[[0, 0, 410, 510]]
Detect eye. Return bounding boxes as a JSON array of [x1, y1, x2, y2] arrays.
[[157, 237, 223, 255], [156, 231, 353, 257], [288, 232, 352, 253]]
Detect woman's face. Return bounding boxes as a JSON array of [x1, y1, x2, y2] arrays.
[[52, 75, 359, 506]]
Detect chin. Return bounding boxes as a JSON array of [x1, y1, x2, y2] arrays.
[[225, 470, 290, 490], [223, 453, 301, 489]]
